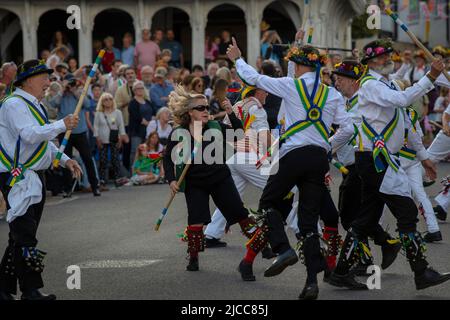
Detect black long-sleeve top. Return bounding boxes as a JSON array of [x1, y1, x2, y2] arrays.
[[163, 112, 243, 186]]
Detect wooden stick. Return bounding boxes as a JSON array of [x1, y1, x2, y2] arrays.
[[53, 50, 105, 168], [385, 7, 450, 82], [155, 139, 202, 231], [429, 120, 443, 130]]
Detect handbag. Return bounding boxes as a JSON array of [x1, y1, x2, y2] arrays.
[[104, 113, 119, 143]]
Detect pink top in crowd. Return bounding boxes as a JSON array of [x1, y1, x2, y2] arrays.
[[134, 40, 161, 70]]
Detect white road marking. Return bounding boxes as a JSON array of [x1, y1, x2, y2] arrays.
[[47, 196, 79, 206], [76, 259, 162, 269]]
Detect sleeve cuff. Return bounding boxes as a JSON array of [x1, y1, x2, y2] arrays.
[[416, 149, 429, 161], [417, 75, 435, 93], [59, 154, 71, 168]]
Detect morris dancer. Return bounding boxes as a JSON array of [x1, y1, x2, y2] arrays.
[[427, 103, 450, 221], [204, 85, 271, 248], [227, 37, 354, 300], [0, 60, 82, 300], [328, 39, 450, 291], [163, 85, 267, 281]]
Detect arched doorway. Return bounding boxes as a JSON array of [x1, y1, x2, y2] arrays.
[[93, 8, 135, 58], [206, 4, 247, 63], [151, 7, 191, 68], [38, 9, 78, 59], [0, 9, 23, 64], [262, 1, 299, 44]]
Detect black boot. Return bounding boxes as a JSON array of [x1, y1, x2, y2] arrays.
[[423, 231, 442, 243], [434, 205, 447, 221], [0, 291, 15, 300], [238, 260, 256, 281], [400, 231, 450, 290], [381, 239, 401, 270], [327, 272, 368, 290], [261, 245, 277, 259], [415, 268, 450, 290], [298, 282, 319, 300], [205, 237, 227, 248], [186, 256, 199, 271], [264, 248, 298, 277], [21, 289, 56, 300]]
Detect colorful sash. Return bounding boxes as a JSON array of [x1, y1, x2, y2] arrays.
[[398, 108, 419, 160], [237, 103, 256, 132], [359, 74, 377, 86], [281, 79, 330, 144], [361, 109, 400, 173], [0, 95, 49, 186]]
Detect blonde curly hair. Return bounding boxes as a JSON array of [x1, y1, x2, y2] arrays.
[[168, 85, 206, 127]]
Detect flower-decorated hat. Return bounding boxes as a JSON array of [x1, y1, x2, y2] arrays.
[[332, 60, 365, 80], [361, 39, 394, 64], [432, 45, 449, 59], [284, 45, 328, 69], [14, 59, 53, 86]]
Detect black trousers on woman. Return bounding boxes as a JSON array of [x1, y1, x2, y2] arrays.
[[184, 174, 249, 225], [338, 164, 363, 231], [99, 144, 121, 183], [0, 172, 46, 294]]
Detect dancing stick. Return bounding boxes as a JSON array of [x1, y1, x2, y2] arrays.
[[53, 50, 106, 168], [429, 120, 443, 130], [155, 140, 202, 231], [385, 7, 450, 82]]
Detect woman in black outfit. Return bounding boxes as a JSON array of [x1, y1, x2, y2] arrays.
[[163, 85, 268, 280]]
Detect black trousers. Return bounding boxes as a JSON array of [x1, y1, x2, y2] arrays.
[[58, 132, 98, 192], [99, 144, 121, 183], [122, 126, 131, 172], [184, 175, 248, 226], [0, 172, 45, 294], [338, 164, 363, 231], [259, 146, 329, 253], [351, 152, 418, 242]]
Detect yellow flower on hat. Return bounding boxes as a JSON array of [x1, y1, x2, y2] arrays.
[[307, 53, 318, 61], [354, 66, 359, 74]]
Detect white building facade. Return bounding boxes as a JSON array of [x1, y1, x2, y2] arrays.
[[0, 0, 366, 67]]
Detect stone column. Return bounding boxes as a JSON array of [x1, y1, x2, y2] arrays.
[[22, 0, 37, 60], [191, 0, 205, 67], [246, 0, 261, 67], [78, 0, 92, 65]]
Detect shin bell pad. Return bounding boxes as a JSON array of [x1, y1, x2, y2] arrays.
[[246, 225, 269, 254], [187, 228, 205, 254], [399, 231, 428, 273]]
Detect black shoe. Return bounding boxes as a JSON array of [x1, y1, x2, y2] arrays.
[[62, 191, 72, 198], [264, 248, 298, 277], [381, 241, 401, 270], [435, 205, 447, 221], [327, 272, 368, 290], [205, 237, 227, 248], [0, 291, 15, 301], [323, 268, 332, 283], [424, 231, 443, 243], [238, 260, 256, 281], [186, 256, 199, 271], [261, 246, 277, 260], [298, 283, 319, 300], [93, 189, 101, 197], [21, 289, 56, 300], [423, 180, 436, 187], [350, 263, 371, 276], [415, 267, 450, 290]]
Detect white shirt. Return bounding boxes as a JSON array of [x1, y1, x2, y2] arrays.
[[235, 58, 353, 158], [0, 88, 70, 173], [356, 69, 433, 159], [146, 119, 173, 140], [435, 72, 450, 88], [389, 62, 413, 81]]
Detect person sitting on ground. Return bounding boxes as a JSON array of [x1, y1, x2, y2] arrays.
[[128, 144, 160, 185], [145, 131, 165, 183]]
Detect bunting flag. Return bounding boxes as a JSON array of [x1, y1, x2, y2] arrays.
[[148, 152, 163, 165]]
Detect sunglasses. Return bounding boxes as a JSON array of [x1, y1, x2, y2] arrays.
[[192, 105, 209, 112]]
